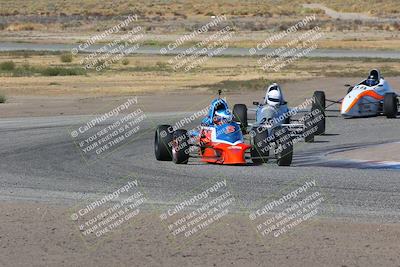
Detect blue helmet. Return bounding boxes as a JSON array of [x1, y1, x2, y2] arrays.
[[365, 76, 379, 87], [207, 98, 232, 125], [214, 109, 232, 124], [365, 69, 380, 87]]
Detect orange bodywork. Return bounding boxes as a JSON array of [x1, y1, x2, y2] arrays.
[[345, 90, 384, 113], [200, 143, 252, 165]]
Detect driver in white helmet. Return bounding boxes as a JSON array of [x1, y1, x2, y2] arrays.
[[264, 83, 284, 107], [261, 83, 290, 125]]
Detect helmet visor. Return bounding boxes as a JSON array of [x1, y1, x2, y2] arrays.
[[268, 97, 280, 103]]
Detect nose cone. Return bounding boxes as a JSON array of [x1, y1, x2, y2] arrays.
[[341, 91, 358, 117], [258, 106, 278, 124]]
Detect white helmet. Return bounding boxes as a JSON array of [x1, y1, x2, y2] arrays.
[[265, 84, 283, 107]]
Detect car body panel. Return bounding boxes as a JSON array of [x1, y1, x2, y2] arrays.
[[341, 75, 396, 117], [197, 122, 251, 164], [255, 104, 289, 127]]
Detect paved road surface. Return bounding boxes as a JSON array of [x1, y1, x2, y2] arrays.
[[1, 109, 399, 223]]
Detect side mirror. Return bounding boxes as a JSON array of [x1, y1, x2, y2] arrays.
[[344, 84, 351, 87], [253, 101, 259, 106]]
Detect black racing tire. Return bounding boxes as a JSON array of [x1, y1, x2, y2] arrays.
[[313, 109, 326, 136], [312, 91, 326, 135], [250, 127, 269, 165], [233, 104, 248, 133], [154, 125, 173, 161], [312, 91, 326, 112], [273, 126, 293, 166], [172, 129, 190, 164], [383, 93, 398, 118], [283, 116, 291, 124], [311, 91, 326, 135], [304, 113, 315, 143]]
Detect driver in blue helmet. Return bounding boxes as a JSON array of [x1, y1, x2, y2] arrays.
[[201, 98, 233, 126], [365, 75, 379, 87], [365, 69, 381, 87]]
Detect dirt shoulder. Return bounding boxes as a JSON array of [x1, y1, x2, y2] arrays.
[[1, 31, 400, 50], [1, 77, 399, 118], [1, 201, 399, 267]]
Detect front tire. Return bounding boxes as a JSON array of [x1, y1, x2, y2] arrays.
[[233, 104, 248, 133], [312, 91, 326, 135], [155, 125, 173, 161], [383, 93, 398, 118], [172, 129, 190, 164], [273, 127, 293, 166], [250, 127, 269, 165]]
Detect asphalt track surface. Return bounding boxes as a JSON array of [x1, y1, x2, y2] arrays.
[[1, 42, 400, 59], [1, 108, 399, 223]]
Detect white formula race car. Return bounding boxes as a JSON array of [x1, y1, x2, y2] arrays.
[[231, 84, 326, 166], [323, 69, 399, 118]]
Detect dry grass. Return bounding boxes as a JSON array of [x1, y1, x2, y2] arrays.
[[0, 0, 398, 17], [60, 53, 73, 63], [316, 0, 400, 16], [224, 38, 400, 51], [5, 23, 45, 31], [313, 39, 400, 50], [0, 0, 398, 53], [1, 53, 399, 96], [0, 0, 299, 17]]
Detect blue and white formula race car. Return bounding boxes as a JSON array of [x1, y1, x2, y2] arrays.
[[231, 83, 326, 165]]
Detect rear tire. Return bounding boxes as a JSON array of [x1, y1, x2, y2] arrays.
[[154, 125, 173, 161], [383, 93, 398, 118], [313, 91, 326, 111], [312, 91, 326, 135], [273, 127, 293, 166], [172, 129, 190, 164], [250, 127, 269, 165], [233, 104, 248, 133]]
